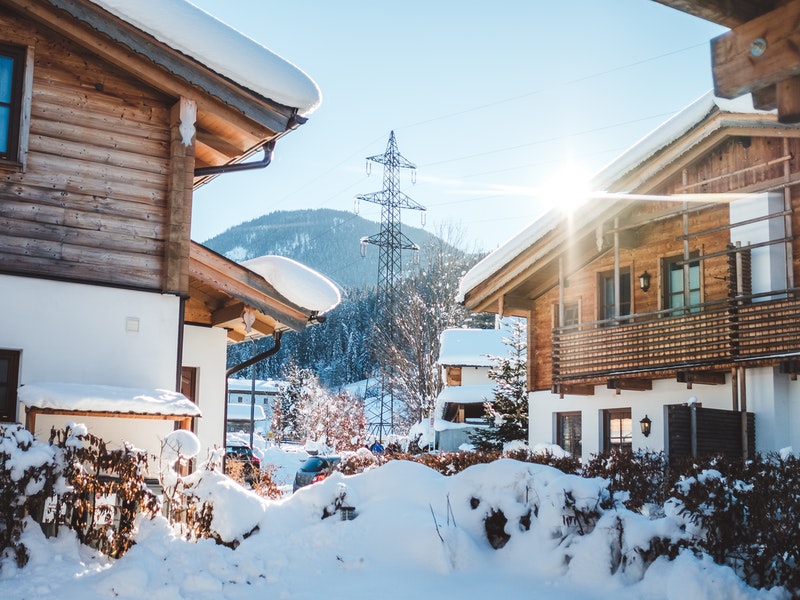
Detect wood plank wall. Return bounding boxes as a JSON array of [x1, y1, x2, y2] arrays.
[[0, 11, 173, 290], [530, 134, 800, 391]]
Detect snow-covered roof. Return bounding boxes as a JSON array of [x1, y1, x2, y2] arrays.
[[438, 328, 507, 366], [227, 378, 284, 393], [241, 255, 341, 314], [227, 403, 267, 421], [89, 0, 321, 116], [18, 382, 202, 417], [458, 92, 772, 302], [435, 384, 496, 406]]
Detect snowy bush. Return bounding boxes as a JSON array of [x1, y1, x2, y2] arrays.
[[0, 424, 62, 566], [582, 449, 669, 512]]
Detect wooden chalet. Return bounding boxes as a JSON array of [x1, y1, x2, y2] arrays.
[[460, 92, 800, 462], [0, 0, 333, 459], [458, 0, 800, 463]]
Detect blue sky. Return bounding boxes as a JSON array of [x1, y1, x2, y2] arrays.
[[189, 1, 727, 252]]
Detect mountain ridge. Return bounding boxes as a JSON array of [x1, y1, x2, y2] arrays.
[[202, 208, 444, 289]]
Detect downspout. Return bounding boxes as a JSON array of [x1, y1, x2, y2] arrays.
[[222, 331, 283, 452], [194, 140, 276, 178], [226, 330, 283, 377]]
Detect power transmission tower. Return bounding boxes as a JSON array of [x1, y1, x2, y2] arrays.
[[357, 131, 425, 440]]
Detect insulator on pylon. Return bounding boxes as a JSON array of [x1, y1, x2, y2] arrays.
[[366, 161, 371, 176], [411, 169, 416, 185], [420, 212, 426, 226], [354, 198, 360, 214], [360, 237, 368, 257], [412, 248, 420, 265]]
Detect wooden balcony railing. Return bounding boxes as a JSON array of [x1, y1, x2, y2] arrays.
[[552, 290, 800, 383]]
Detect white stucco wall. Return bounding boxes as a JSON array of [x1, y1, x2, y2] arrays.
[[530, 369, 800, 462], [1, 274, 180, 390], [182, 324, 228, 456], [530, 377, 735, 463], [2, 274, 181, 459], [460, 366, 493, 386]]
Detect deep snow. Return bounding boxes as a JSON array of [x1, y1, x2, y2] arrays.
[[0, 443, 788, 600]]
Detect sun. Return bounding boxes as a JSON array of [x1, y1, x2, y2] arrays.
[[537, 161, 594, 217]]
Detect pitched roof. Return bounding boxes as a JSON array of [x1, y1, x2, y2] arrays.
[[89, 0, 321, 115], [458, 93, 774, 304]]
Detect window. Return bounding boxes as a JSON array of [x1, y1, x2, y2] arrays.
[[603, 408, 632, 452], [599, 269, 631, 321], [0, 43, 26, 163], [663, 255, 700, 314], [0, 350, 20, 422], [556, 412, 582, 457], [554, 302, 580, 328]]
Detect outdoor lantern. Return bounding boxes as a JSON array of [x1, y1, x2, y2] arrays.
[[639, 271, 651, 292], [640, 415, 652, 437]]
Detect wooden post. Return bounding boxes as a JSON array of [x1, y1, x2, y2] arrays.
[[783, 139, 794, 294], [777, 76, 800, 124], [739, 366, 749, 460], [163, 97, 197, 295]]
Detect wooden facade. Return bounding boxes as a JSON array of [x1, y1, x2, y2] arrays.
[[462, 96, 800, 397], [0, 0, 306, 298]]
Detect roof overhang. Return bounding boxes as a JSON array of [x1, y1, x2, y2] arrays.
[[187, 242, 333, 342], [459, 99, 798, 315], [5, 0, 315, 180]]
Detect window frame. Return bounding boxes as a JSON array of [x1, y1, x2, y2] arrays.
[[556, 411, 582, 458], [0, 349, 21, 423], [0, 41, 32, 170], [602, 408, 632, 452], [598, 268, 631, 323], [553, 300, 581, 328], [662, 253, 701, 315]]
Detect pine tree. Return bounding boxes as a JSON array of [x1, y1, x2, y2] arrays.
[[471, 319, 529, 451]]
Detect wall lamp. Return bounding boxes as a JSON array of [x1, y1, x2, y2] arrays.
[[638, 271, 651, 292], [640, 414, 652, 437]]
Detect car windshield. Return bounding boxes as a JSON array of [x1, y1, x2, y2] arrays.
[[300, 457, 326, 472]]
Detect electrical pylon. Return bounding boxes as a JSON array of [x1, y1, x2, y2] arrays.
[[357, 131, 425, 440]]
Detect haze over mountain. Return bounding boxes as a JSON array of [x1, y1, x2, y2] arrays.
[[202, 208, 443, 290]]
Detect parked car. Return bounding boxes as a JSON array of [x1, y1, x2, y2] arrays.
[[293, 456, 341, 492], [225, 443, 261, 484]]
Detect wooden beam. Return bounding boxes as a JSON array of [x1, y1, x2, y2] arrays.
[[163, 98, 196, 295], [551, 383, 595, 397], [777, 76, 800, 123], [677, 370, 727, 386], [606, 378, 653, 392], [25, 406, 198, 429], [653, 0, 776, 28], [711, 0, 800, 109]]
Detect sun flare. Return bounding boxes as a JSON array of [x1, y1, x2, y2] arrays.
[[538, 162, 593, 217]]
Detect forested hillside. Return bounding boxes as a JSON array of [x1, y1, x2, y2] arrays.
[[203, 208, 442, 290], [210, 209, 491, 427]]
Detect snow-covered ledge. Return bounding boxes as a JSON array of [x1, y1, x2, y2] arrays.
[[18, 382, 201, 433]]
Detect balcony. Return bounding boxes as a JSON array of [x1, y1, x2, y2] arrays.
[[552, 290, 800, 384]]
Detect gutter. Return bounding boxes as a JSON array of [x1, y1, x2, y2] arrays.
[[194, 140, 276, 178]]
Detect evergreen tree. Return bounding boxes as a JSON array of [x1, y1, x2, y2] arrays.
[[471, 319, 529, 451]]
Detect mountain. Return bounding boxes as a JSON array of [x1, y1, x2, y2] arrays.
[[202, 208, 442, 290]]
